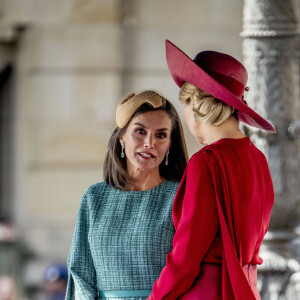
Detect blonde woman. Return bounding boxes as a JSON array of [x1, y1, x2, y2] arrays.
[[148, 41, 276, 300]]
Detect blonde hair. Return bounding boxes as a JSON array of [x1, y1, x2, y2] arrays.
[[179, 82, 235, 125]]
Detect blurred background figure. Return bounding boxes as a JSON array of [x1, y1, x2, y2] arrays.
[[0, 276, 17, 300], [0, 215, 32, 299], [0, 216, 18, 243], [43, 263, 68, 300]]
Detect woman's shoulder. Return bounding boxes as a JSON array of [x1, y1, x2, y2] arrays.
[[160, 180, 180, 196], [79, 181, 120, 211], [186, 148, 219, 177], [163, 180, 180, 189], [84, 181, 109, 195], [188, 148, 210, 165], [80, 182, 114, 204]]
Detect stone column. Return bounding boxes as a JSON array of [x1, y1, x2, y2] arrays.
[[120, 0, 137, 95], [242, 0, 300, 299]]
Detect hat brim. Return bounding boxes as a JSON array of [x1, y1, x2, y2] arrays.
[[165, 40, 276, 133]]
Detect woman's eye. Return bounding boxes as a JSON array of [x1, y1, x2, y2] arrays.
[[135, 128, 145, 134], [157, 132, 167, 139]]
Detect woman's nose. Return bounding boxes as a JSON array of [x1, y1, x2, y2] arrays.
[[144, 135, 154, 148]]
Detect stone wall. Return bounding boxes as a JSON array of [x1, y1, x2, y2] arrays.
[[0, 0, 245, 295]]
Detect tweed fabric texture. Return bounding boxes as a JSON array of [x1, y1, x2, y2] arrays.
[[66, 180, 179, 300]]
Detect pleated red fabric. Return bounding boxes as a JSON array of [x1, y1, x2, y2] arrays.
[[178, 264, 259, 300], [148, 137, 274, 299]]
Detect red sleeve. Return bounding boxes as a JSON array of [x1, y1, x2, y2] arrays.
[[148, 152, 219, 300]]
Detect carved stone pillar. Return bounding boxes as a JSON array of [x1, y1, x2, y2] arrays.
[[120, 0, 137, 95], [242, 0, 300, 299]]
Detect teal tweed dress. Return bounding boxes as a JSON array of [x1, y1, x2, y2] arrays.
[[66, 180, 179, 300]]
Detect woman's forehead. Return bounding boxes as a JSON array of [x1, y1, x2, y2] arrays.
[[130, 110, 172, 129]]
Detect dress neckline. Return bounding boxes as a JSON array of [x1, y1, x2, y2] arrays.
[[104, 180, 174, 193], [210, 136, 250, 146]]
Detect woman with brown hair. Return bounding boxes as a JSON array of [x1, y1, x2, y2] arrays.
[[148, 41, 276, 300], [65, 90, 188, 299]]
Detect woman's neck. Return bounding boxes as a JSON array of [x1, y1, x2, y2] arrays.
[[201, 116, 246, 145], [127, 167, 164, 191]]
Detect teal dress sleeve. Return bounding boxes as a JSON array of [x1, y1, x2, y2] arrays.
[[65, 191, 97, 300]]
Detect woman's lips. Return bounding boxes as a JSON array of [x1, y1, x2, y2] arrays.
[[138, 152, 155, 159]]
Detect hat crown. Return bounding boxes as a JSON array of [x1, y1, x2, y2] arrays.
[[193, 51, 248, 98]]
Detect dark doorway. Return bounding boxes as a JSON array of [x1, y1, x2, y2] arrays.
[[0, 65, 14, 218]]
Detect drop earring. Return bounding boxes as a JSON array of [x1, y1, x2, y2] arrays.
[[194, 113, 197, 122], [165, 149, 169, 166], [120, 141, 125, 158]]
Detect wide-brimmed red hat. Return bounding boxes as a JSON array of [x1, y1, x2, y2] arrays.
[[165, 40, 276, 133]]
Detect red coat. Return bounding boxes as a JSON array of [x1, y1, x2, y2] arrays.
[[148, 137, 274, 299]]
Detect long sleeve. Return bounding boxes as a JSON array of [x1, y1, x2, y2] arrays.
[[149, 153, 220, 300], [65, 192, 97, 300]]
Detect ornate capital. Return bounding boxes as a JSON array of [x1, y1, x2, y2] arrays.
[[242, 0, 298, 37]]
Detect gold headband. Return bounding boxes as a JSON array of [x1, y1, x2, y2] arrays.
[[116, 91, 164, 128]]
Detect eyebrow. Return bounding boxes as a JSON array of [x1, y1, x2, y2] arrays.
[[133, 122, 170, 131]]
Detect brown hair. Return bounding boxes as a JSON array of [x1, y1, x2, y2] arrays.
[[104, 91, 188, 190]]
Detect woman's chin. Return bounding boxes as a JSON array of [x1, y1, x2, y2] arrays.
[[132, 162, 160, 173]]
